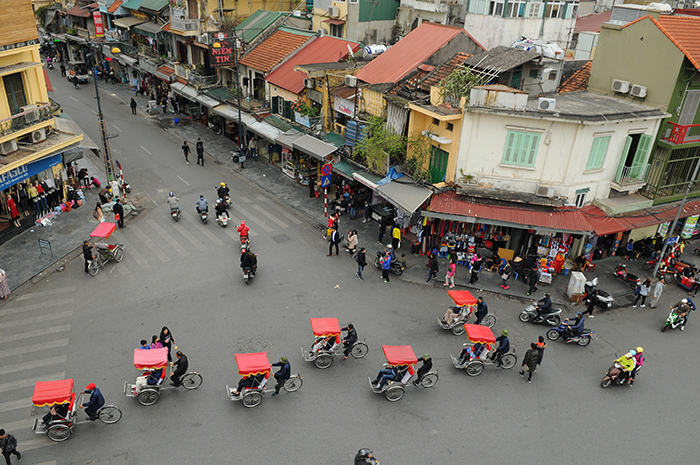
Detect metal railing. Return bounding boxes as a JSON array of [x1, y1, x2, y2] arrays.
[[613, 163, 650, 185], [189, 72, 218, 89], [171, 17, 200, 32], [138, 43, 160, 60], [0, 103, 52, 139], [664, 122, 700, 145], [116, 42, 138, 56]]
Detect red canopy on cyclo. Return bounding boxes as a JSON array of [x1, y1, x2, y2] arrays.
[[133, 347, 168, 370], [90, 222, 117, 239], [310, 318, 341, 337], [235, 352, 271, 377], [464, 324, 497, 344], [447, 290, 478, 308], [382, 345, 418, 367], [32, 379, 74, 407]]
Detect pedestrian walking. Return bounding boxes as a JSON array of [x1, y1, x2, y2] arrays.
[[0, 429, 21, 464], [469, 255, 482, 284], [181, 141, 190, 164], [500, 262, 512, 290], [526, 267, 539, 295], [328, 227, 340, 256], [159, 326, 175, 362], [633, 278, 651, 307], [170, 96, 179, 114], [582, 290, 596, 318], [363, 200, 371, 223], [536, 335, 546, 365], [649, 280, 665, 308], [93, 202, 104, 223], [0, 269, 10, 300], [82, 240, 94, 274], [248, 135, 257, 161], [196, 138, 204, 166], [444, 257, 456, 288], [382, 250, 391, 283], [518, 343, 539, 383], [5, 194, 20, 227], [391, 225, 401, 250], [161, 96, 167, 114], [238, 144, 246, 169], [356, 247, 367, 280], [427, 251, 439, 283], [347, 230, 357, 255], [60, 62, 66, 77], [130, 98, 137, 115], [113, 198, 124, 228]]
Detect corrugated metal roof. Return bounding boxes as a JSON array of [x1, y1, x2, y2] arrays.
[[355, 23, 464, 85], [239, 30, 312, 73], [139, 0, 168, 11], [237, 10, 284, 44], [107, 0, 123, 13], [466, 46, 541, 72], [574, 10, 613, 33], [266, 36, 361, 94], [580, 205, 628, 236]]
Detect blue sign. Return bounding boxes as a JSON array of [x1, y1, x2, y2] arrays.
[[321, 174, 332, 188], [666, 236, 679, 246], [0, 154, 62, 192]]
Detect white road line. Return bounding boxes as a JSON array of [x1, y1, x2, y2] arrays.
[[141, 145, 152, 155], [0, 398, 32, 414], [0, 372, 65, 394], [181, 212, 224, 246], [0, 356, 68, 376], [15, 439, 57, 453], [235, 205, 274, 233], [0, 298, 75, 316], [128, 225, 170, 263], [171, 221, 207, 252], [0, 311, 73, 330], [109, 92, 118, 97], [91, 110, 98, 115], [177, 175, 190, 186], [147, 219, 190, 257], [0, 325, 71, 345], [256, 196, 303, 224], [251, 204, 289, 228], [16, 286, 76, 301], [0, 419, 33, 434], [113, 125, 122, 132], [0, 341, 69, 360], [117, 235, 150, 269], [240, 196, 253, 203], [69, 96, 78, 102]]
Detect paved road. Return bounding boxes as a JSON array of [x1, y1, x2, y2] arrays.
[[1, 71, 698, 465]]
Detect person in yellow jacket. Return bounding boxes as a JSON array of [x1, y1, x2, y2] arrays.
[[613, 351, 636, 382], [391, 225, 401, 250], [26, 183, 40, 218]]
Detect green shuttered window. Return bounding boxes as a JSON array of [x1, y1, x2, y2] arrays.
[[502, 130, 540, 167], [585, 136, 610, 170]]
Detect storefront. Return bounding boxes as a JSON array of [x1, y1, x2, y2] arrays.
[[289, 135, 336, 187], [212, 104, 256, 143]]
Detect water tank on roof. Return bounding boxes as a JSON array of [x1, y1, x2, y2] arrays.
[[362, 45, 388, 60]]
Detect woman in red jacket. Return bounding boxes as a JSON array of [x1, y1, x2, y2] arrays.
[[6, 194, 20, 227]]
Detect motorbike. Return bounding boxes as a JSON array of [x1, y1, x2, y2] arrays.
[[217, 211, 229, 227], [656, 265, 678, 283], [519, 303, 562, 326], [584, 277, 614, 309], [374, 251, 405, 276], [240, 238, 250, 252], [600, 361, 631, 388], [198, 209, 208, 224], [694, 247, 700, 256], [613, 264, 642, 289], [170, 208, 181, 222], [242, 266, 255, 284], [47, 61, 54, 70], [661, 308, 685, 332], [546, 323, 594, 346]]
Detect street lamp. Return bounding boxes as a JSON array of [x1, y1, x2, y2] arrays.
[[212, 33, 245, 158], [93, 46, 123, 196]]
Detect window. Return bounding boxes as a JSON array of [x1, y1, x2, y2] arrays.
[[446, 122, 454, 132], [502, 130, 541, 167], [575, 190, 587, 208], [349, 0, 358, 4], [488, 0, 504, 15], [529, 69, 539, 79], [330, 23, 344, 37], [545, 1, 564, 18], [585, 136, 610, 171], [432, 118, 440, 126], [527, 1, 542, 17], [506, 0, 526, 17], [429, 146, 449, 183], [548, 71, 557, 81], [3, 73, 27, 115]]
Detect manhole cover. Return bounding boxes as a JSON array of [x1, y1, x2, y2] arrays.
[[272, 234, 291, 243], [314, 223, 326, 231], [237, 335, 270, 353]]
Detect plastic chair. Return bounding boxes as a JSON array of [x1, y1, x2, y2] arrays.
[[439, 246, 448, 258]]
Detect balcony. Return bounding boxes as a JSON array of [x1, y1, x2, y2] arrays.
[[0, 103, 53, 141], [174, 63, 191, 80], [188, 71, 218, 89], [611, 163, 650, 194], [170, 8, 201, 36], [663, 122, 700, 145]]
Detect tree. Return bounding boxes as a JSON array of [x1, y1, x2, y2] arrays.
[[439, 66, 489, 108], [405, 130, 433, 184], [355, 116, 406, 175]]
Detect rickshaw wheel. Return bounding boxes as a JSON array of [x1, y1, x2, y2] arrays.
[[466, 361, 484, 376], [421, 373, 439, 388], [482, 314, 496, 327], [98, 406, 122, 424], [283, 376, 303, 392], [500, 353, 517, 369], [385, 386, 404, 402], [181, 373, 203, 390], [242, 391, 262, 408], [114, 248, 124, 262], [137, 389, 159, 406], [88, 261, 100, 277], [351, 342, 369, 358], [47, 424, 71, 442], [315, 354, 333, 369], [451, 324, 465, 336]]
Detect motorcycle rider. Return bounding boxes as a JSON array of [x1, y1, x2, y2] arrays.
[[217, 182, 230, 201], [237, 220, 250, 242], [629, 347, 644, 386], [195, 195, 208, 215], [215, 198, 228, 221], [612, 351, 636, 383], [671, 298, 692, 330], [680, 297, 695, 331], [167, 192, 180, 214], [563, 312, 585, 342], [535, 293, 553, 321], [355, 449, 378, 465], [240, 248, 257, 274], [385, 244, 396, 262]]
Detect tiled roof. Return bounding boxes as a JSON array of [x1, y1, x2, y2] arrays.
[[574, 10, 612, 33], [623, 15, 700, 69], [419, 52, 471, 92], [355, 23, 467, 85], [107, 0, 123, 13], [240, 30, 312, 73], [266, 36, 361, 94], [558, 61, 591, 93], [387, 69, 430, 96], [237, 10, 285, 44]]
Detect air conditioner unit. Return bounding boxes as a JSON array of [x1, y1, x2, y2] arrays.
[[304, 78, 315, 89], [317, 28, 325, 36], [630, 84, 647, 98], [345, 75, 357, 87], [198, 34, 209, 45], [538, 97, 556, 111], [0, 138, 18, 155], [611, 79, 630, 93], [535, 185, 555, 198], [328, 6, 339, 17], [31, 128, 46, 143], [21, 104, 40, 124]]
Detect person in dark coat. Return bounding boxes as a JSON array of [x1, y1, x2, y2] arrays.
[[412, 354, 432, 386], [341, 324, 357, 360], [196, 137, 204, 166], [182, 141, 191, 164], [428, 252, 439, 281], [536, 336, 546, 365], [356, 247, 367, 280], [527, 267, 539, 296], [113, 198, 124, 228], [271, 356, 290, 396], [491, 330, 510, 366], [170, 351, 188, 386], [81, 383, 105, 420], [469, 255, 482, 284], [82, 240, 94, 273], [474, 297, 488, 325], [159, 326, 175, 362], [130, 98, 137, 115], [518, 343, 539, 382], [328, 226, 340, 256], [0, 429, 21, 463]]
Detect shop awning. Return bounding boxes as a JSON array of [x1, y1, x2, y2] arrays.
[[117, 54, 138, 67], [332, 160, 356, 180], [113, 15, 147, 29], [134, 21, 164, 37], [292, 135, 337, 161], [171, 81, 198, 100], [44, 68, 53, 92], [54, 115, 100, 163], [247, 120, 283, 143], [155, 65, 174, 82], [107, 0, 124, 13], [276, 129, 303, 149], [353, 170, 381, 190], [213, 105, 257, 127], [580, 205, 628, 236], [323, 18, 346, 25], [194, 93, 220, 109], [375, 179, 432, 215]]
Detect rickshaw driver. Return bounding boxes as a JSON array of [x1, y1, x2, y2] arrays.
[[271, 357, 290, 396], [80, 383, 104, 421], [412, 354, 432, 386], [231, 372, 266, 397], [170, 351, 188, 387], [340, 324, 357, 360]]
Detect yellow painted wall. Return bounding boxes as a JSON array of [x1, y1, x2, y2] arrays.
[[269, 85, 300, 103], [361, 87, 385, 117], [312, 2, 348, 37], [0, 45, 50, 119]]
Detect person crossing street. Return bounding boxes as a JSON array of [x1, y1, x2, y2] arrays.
[[182, 140, 191, 164]]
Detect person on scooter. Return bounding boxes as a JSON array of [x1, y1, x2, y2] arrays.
[[195, 195, 208, 214], [340, 324, 357, 360], [167, 192, 180, 213], [563, 312, 585, 342], [629, 347, 644, 386], [491, 330, 510, 366], [355, 448, 378, 465], [385, 244, 396, 262], [215, 198, 228, 221], [240, 248, 257, 274], [681, 297, 695, 331], [217, 182, 230, 200], [535, 293, 552, 321], [613, 351, 636, 383], [237, 220, 250, 242]]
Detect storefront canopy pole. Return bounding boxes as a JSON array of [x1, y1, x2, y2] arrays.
[[654, 160, 700, 277]]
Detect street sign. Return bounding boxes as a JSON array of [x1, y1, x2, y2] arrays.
[[666, 236, 679, 245], [321, 163, 332, 176], [321, 174, 332, 188]]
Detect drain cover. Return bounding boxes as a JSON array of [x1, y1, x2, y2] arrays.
[[272, 234, 290, 243]]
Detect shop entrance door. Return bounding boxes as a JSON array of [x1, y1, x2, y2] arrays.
[[429, 146, 449, 183]]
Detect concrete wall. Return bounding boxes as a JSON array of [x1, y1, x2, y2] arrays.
[[463, 15, 576, 49], [269, 85, 299, 103], [588, 19, 684, 110]]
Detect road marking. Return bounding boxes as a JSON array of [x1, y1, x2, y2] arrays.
[[171, 221, 208, 252], [110, 92, 118, 97], [141, 145, 152, 155], [182, 212, 224, 246], [235, 205, 274, 233], [147, 219, 190, 257], [69, 96, 78, 102], [0, 311, 73, 330], [177, 175, 190, 186], [251, 204, 289, 228], [0, 356, 68, 376], [240, 196, 253, 203], [0, 325, 71, 344], [1, 298, 75, 316], [14, 439, 57, 453], [113, 125, 122, 132], [128, 225, 171, 263], [16, 286, 75, 301], [256, 196, 303, 224], [0, 398, 32, 414], [0, 341, 69, 360], [0, 372, 65, 394], [117, 235, 150, 269], [0, 419, 33, 434], [91, 109, 98, 115]]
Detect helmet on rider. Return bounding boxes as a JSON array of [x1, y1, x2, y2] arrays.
[[387, 244, 393, 249], [357, 449, 372, 458], [545, 292, 551, 297], [199, 194, 204, 198], [628, 350, 636, 357], [682, 299, 688, 304], [636, 347, 644, 353], [169, 192, 174, 197], [576, 311, 582, 317], [241, 220, 245, 226], [220, 182, 226, 187]]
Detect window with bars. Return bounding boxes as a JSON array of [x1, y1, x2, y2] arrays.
[[502, 130, 541, 167], [545, 1, 564, 18], [585, 136, 610, 171], [527, 2, 542, 17], [507, 0, 526, 17], [488, 0, 504, 15]]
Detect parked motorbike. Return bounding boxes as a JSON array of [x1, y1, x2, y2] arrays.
[[694, 247, 700, 256], [519, 303, 562, 326], [170, 208, 181, 222], [656, 265, 678, 284], [661, 308, 685, 332], [546, 324, 594, 346], [217, 211, 229, 227], [613, 264, 642, 289], [374, 251, 405, 276], [600, 361, 631, 388], [584, 277, 614, 309]]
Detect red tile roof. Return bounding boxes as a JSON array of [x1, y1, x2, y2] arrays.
[[624, 15, 700, 69], [240, 30, 312, 73], [558, 61, 591, 93], [266, 36, 361, 94], [355, 23, 468, 85], [67, 3, 92, 17], [161, 21, 171, 32], [574, 10, 612, 33], [420, 52, 471, 92], [107, 0, 123, 12]]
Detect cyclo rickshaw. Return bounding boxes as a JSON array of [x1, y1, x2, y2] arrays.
[[31, 379, 121, 442], [226, 352, 303, 408], [451, 324, 517, 376], [124, 347, 202, 405], [437, 290, 496, 335], [302, 318, 368, 369], [88, 222, 125, 276], [368, 345, 438, 402]]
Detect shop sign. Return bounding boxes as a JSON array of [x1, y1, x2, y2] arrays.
[[0, 154, 62, 192], [210, 44, 233, 68], [294, 111, 310, 128], [93, 12, 104, 37], [334, 96, 354, 117], [657, 221, 670, 237], [682, 215, 699, 239], [308, 89, 322, 104]]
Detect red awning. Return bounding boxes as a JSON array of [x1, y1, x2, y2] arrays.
[[107, 0, 124, 12], [133, 347, 168, 370], [161, 21, 171, 32], [43, 68, 53, 92], [235, 352, 271, 376], [323, 18, 346, 25], [382, 345, 417, 366], [32, 379, 74, 407], [67, 4, 92, 17], [90, 222, 117, 238], [464, 324, 496, 344], [447, 290, 477, 308]]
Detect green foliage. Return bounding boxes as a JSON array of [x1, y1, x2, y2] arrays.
[[439, 66, 489, 108], [35, 5, 51, 28], [405, 130, 433, 184], [291, 98, 318, 117], [355, 116, 406, 175]]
